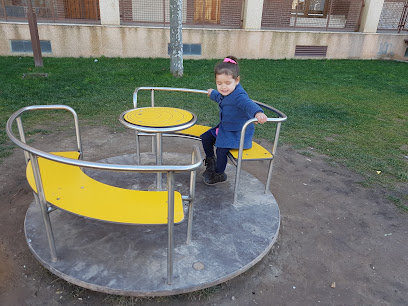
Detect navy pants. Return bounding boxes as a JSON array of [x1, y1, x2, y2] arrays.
[[201, 129, 230, 173]]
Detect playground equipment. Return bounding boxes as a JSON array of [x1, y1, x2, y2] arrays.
[[6, 89, 286, 296]]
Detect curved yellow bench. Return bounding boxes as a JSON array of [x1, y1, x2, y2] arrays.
[[26, 151, 184, 225]]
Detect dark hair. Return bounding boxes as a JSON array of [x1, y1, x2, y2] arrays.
[[214, 55, 240, 80]]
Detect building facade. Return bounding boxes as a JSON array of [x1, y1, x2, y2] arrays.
[[0, 0, 407, 60]]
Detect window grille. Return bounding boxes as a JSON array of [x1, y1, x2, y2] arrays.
[[119, 0, 243, 28], [261, 0, 364, 31], [0, 0, 100, 23], [11, 39, 52, 53], [378, 0, 408, 32]]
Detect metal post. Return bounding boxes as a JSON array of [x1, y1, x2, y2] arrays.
[[265, 123, 282, 193], [325, 0, 334, 31], [16, 117, 30, 165], [151, 90, 156, 156], [72, 112, 83, 159], [27, 0, 43, 67], [293, 4, 298, 28], [233, 148, 244, 205], [167, 171, 175, 285], [156, 133, 163, 190], [398, 1, 408, 33], [29, 154, 57, 262], [151, 89, 155, 107], [135, 131, 140, 164], [186, 149, 196, 244], [233, 120, 253, 204]]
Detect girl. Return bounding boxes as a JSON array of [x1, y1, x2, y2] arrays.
[[201, 56, 267, 185]]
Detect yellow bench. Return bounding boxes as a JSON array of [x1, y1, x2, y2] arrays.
[[26, 151, 185, 225], [7, 104, 202, 285]]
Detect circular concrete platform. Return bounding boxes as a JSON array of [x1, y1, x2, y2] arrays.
[[24, 152, 280, 296]]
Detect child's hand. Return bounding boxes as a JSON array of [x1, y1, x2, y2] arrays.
[[255, 112, 267, 124], [207, 89, 213, 96]]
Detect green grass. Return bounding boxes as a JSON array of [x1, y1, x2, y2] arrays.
[[1, 56, 407, 208]]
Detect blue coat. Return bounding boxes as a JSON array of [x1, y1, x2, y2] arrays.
[[209, 83, 263, 149]]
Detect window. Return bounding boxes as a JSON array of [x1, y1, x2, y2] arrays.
[[292, 0, 329, 17], [11, 40, 52, 53]]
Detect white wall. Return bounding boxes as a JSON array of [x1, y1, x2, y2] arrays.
[[1, 22, 407, 60]]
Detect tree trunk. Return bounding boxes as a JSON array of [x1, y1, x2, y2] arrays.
[[27, 0, 43, 67], [170, 0, 183, 77]]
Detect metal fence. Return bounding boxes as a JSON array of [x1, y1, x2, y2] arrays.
[[378, 0, 408, 32], [0, 0, 100, 22], [2, 0, 406, 32], [262, 0, 364, 31], [119, 0, 243, 28]]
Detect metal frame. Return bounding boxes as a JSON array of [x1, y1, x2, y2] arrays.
[[131, 87, 287, 204], [0, 0, 100, 23], [6, 105, 202, 285], [232, 101, 286, 204]]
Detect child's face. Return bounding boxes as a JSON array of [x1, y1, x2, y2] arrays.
[[215, 73, 240, 96]]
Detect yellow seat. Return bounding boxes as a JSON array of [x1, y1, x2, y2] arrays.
[[229, 142, 272, 160], [176, 124, 273, 161], [177, 125, 211, 138], [26, 151, 184, 225]]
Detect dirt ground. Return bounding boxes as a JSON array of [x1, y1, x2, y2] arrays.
[[1, 124, 407, 305]]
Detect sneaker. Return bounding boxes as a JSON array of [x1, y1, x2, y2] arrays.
[[204, 172, 227, 185], [202, 156, 216, 179]]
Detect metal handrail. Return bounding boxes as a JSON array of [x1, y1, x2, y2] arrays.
[[7, 105, 202, 173], [133, 86, 208, 108], [234, 100, 287, 203], [7, 105, 83, 165], [133, 86, 287, 119]]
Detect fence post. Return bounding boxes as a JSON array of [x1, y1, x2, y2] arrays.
[[242, 0, 265, 29], [100, 0, 120, 25], [359, 0, 385, 32]]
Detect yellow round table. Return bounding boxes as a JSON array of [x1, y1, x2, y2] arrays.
[[123, 107, 195, 129], [119, 107, 197, 190]]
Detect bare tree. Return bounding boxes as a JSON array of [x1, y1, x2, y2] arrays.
[[27, 0, 43, 67], [169, 0, 183, 77]]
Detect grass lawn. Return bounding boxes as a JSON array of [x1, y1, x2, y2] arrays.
[[1, 56, 407, 209]]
